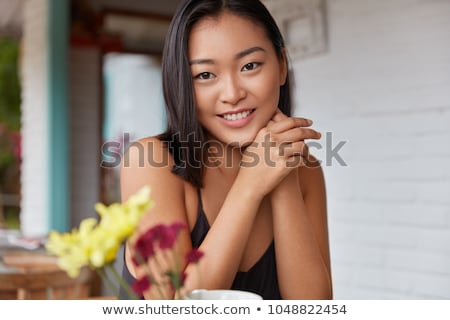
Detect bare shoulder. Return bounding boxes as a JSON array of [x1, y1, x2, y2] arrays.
[[121, 136, 178, 188], [121, 136, 171, 170], [120, 136, 187, 226]]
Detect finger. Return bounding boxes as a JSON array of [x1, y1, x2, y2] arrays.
[[269, 117, 314, 134], [273, 127, 321, 142]]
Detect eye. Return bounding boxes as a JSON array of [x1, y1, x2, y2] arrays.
[[241, 62, 261, 72], [194, 72, 215, 80]]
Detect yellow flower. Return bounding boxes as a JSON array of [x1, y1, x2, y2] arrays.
[[96, 186, 154, 241], [88, 227, 121, 267], [46, 229, 90, 277], [126, 185, 154, 210], [57, 245, 89, 278], [45, 186, 153, 278]]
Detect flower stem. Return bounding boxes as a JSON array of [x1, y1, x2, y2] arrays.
[[97, 267, 119, 298], [171, 244, 182, 299], [106, 264, 139, 300]]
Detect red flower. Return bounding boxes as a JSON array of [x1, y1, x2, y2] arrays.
[[129, 221, 199, 299], [157, 222, 186, 250], [133, 223, 187, 261], [131, 276, 151, 295], [186, 248, 204, 263], [134, 229, 155, 261]]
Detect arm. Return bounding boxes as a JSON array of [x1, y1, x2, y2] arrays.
[[266, 110, 332, 299], [183, 175, 265, 291], [121, 137, 192, 299], [270, 163, 332, 299]]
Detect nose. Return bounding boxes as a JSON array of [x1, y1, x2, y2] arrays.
[[219, 74, 246, 105]]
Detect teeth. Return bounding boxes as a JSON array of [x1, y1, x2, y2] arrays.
[[223, 110, 251, 121]]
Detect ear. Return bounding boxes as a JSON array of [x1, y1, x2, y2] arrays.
[[279, 48, 288, 86]]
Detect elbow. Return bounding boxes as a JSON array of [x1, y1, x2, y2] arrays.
[[282, 274, 333, 300], [313, 273, 333, 300]]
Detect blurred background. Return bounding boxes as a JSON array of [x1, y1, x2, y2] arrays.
[[0, 0, 449, 299]]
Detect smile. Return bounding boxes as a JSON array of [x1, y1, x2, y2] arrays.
[[220, 109, 255, 121]]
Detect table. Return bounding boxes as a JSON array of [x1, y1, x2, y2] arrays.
[[0, 245, 92, 299]]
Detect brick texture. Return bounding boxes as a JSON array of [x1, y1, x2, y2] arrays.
[[20, 0, 49, 236], [292, 0, 450, 299]]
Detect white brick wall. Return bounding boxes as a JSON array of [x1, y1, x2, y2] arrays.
[[293, 0, 450, 299], [20, 0, 49, 236]]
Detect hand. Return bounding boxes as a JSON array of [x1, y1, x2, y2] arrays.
[[267, 109, 320, 165], [238, 109, 321, 197]]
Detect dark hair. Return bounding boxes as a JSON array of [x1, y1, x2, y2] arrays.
[[160, 0, 292, 188]]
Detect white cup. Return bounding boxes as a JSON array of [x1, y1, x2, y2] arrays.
[[184, 289, 263, 300]]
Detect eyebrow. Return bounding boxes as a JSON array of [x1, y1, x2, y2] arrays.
[[189, 46, 266, 65]]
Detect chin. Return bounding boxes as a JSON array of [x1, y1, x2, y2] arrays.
[[222, 131, 258, 148]]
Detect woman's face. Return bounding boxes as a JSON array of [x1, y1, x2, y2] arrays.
[[188, 12, 287, 147]]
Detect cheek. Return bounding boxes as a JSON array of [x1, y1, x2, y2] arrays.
[[193, 90, 209, 124], [254, 75, 281, 108], [194, 87, 215, 114], [253, 65, 282, 98]]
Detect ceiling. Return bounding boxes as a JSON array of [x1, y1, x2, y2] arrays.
[[89, 0, 182, 16], [0, 0, 183, 38]]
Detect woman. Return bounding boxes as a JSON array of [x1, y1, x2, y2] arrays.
[[121, 0, 332, 300]]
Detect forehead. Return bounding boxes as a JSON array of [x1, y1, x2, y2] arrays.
[[188, 12, 272, 58]]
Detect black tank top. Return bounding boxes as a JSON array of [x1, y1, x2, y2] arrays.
[[119, 190, 281, 299]]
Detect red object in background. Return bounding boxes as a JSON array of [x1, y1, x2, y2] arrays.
[[8, 131, 21, 162], [70, 33, 124, 53]]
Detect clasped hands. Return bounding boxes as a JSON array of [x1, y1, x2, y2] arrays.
[[240, 108, 321, 197]]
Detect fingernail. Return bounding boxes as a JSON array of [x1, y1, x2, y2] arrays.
[[307, 119, 313, 125]]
